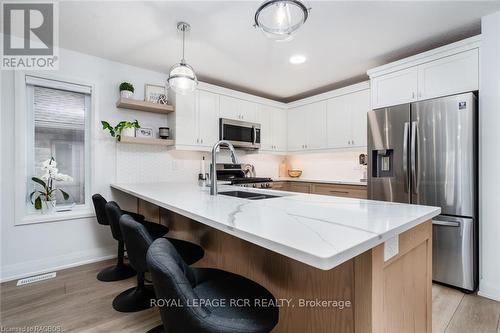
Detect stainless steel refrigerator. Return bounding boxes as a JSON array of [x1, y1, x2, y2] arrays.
[[368, 92, 478, 292]]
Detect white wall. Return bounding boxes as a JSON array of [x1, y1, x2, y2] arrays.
[[478, 11, 500, 302]]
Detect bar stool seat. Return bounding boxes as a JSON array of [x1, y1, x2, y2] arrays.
[[146, 238, 279, 333]]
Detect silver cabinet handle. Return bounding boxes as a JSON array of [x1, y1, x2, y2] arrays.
[[411, 121, 419, 195], [432, 220, 460, 227], [403, 122, 409, 193]]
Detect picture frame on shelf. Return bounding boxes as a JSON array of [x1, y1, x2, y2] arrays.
[[145, 84, 166, 103], [135, 127, 154, 138]]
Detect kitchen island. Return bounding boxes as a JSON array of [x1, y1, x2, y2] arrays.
[[111, 182, 440, 333]]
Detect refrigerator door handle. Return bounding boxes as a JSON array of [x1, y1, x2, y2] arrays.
[[411, 121, 419, 194], [403, 122, 410, 193]]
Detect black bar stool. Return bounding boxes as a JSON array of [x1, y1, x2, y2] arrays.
[[92, 194, 142, 281], [146, 238, 279, 333], [114, 213, 204, 313]]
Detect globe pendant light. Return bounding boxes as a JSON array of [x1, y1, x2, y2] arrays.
[[254, 0, 310, 41], [167, 22, 198, 94]]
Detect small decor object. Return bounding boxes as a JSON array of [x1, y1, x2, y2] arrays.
[[101, 120, 140, 141], [30, 157, 72, 214], [157, 94, 168, 105], [119, 82, 135, 99], [167, 22, 198, 94], [159, 127, 170, 139], [145, 84, 166, 103], [287, 169, 302, 178], [136, 127, 154, 138]]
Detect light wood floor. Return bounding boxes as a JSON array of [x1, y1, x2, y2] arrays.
[[1, 260, 500, 333]]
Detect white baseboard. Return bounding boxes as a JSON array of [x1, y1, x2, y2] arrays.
[[478, 279, 500, 302], [0, 246, 117, 283]]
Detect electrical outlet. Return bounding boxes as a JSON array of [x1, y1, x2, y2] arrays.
[[384, 235, 399, 261]]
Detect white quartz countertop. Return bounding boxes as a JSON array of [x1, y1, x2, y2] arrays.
[[273, 177, 367, 186], [111, 182, 440, 270]]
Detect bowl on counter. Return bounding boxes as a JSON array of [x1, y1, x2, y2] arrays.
[[287, 169, 302, 178]]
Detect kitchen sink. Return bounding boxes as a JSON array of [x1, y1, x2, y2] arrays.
[[219, 190, 280, 200]]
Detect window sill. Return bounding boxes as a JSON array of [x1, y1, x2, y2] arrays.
[[17, 208, 95, 226]]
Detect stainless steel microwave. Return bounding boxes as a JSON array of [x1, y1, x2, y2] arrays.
[[219, 118, 261, 149]]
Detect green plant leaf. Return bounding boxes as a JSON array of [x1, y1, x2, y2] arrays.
[[34, 196, 42, 210], [59, 189, 70, 200], [32, 177, 47, 189], [101, 120, 116, 137]]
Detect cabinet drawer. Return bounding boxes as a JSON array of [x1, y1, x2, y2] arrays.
[[311, 183, 367, 199], [287, 183, 311, 193]]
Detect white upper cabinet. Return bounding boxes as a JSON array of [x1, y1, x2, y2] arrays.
[[327, 89, 370, 149], [349, 89, 370, 147], [305, 101, 327, 150], [170, 89, 219, 149], [417, 49, 479, 101], [258, 105, 288, 152], [371, 67, 418, 109], [272, 108, 287, 152], [369, 36, 480, 109], [287, 106, 306, 151], [219, 95, 257, 122], [197, 90, 220, 147], [287, 101, 327, 151]]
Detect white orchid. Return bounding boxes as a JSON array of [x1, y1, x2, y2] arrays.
[[30, 157, 72, 210]]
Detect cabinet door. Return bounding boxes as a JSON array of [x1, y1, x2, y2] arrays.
[[287, 107, 306, 151], [371, 67, 418, 108], [417, 49, 479, 101], [272, 108, 288, 151], [197, 90, 220, 147], [219, 95, 241, 120], [287, 182, 311, 193], [239, 100, 257, 122], [350, 89, 370, 147], [256, 105, 273, 151], [327, 94, 351, 148], [305, 101, 327, 150], [173, 92, 197, 145]]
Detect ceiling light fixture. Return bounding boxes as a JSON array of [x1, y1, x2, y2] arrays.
[[289, 54, 306, 64], [167, 22, 198, 94], [254, 0, 310, 41]]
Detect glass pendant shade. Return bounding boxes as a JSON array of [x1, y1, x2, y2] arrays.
[[167, 22, 198, 94], [168, 62, 197, 94], [254, 0, 309, 40]]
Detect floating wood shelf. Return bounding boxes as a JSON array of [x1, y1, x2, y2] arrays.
[[119, 136, 175, 146], [116, 97, 174, 114]]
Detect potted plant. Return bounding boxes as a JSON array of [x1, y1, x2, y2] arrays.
[[30, 157, 72, 214], [119, 82, 134, 99], [101, 120, 140, 140]]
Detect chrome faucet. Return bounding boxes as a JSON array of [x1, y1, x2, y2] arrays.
[[210, 140, 239, 196]]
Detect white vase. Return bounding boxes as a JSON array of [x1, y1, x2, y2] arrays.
[[41, 199, 57, 214], [121, 127, 136, 137], [120, 90, 133, 99]]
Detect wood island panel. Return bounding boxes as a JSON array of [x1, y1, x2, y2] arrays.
[[138, 199, 432, 333]]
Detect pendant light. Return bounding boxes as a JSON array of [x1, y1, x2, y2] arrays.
[[167, 22, 198, 94], [254, 0, 310, 41]]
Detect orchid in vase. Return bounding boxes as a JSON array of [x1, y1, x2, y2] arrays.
[[30, 157, 73, 213]]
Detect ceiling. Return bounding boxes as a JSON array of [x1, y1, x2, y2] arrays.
[[58, 1, 500, 102]]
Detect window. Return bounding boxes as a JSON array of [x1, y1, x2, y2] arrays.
[[26, 76, 91, 212]]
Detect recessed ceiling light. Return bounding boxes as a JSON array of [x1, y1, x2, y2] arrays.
[[289, 55, 306, 64]]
